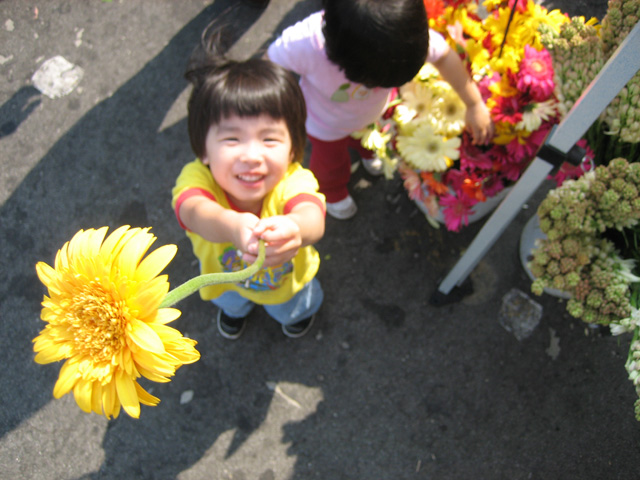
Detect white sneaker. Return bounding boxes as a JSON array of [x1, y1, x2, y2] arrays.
[[326, 195, 357, 220], [361, 156, 384, 176]]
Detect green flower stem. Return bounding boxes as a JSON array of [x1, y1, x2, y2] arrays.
[[159, 240, 266, 308]]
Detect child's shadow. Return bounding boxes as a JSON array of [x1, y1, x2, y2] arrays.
[[0, 0, 318, 478]]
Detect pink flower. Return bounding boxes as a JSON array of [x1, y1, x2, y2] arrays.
[[482, 175, 505, 198], [398, 162, 424, 202], [500, 158, 529, 182], [477, 72, 500, 103], [439, 192, 478, 232], [516, 45, 554, 102], [508, 0, 528, 13], [443, 168, 465, 192], [460, 131, 494, 170]]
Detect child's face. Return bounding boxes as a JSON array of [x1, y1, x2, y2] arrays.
[[202, 114, 294, 211]]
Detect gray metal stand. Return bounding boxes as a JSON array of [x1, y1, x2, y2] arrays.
[[431, 21, 640, 305]]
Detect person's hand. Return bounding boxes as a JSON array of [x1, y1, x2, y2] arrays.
[[230, 212, 261, 255], [465, 101, 494, 145], [242, 215, 302, 267]]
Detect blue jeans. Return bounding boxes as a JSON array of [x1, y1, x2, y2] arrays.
[[211, 278, 323, 326]]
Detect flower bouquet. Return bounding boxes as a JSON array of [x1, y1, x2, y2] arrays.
[[33, 226, 265, 418], [354, 0, 568, 231]]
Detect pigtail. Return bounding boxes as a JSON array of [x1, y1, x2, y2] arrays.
[[184, 19, 233, 86]]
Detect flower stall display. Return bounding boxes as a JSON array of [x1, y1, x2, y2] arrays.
[[528, 159, 640, 419], [527, 0, 640, 420], [539, 1, 640, 187], [354, 0, 569, 231]]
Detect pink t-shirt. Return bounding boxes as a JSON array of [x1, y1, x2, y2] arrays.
[[268, 11, 449, 141]]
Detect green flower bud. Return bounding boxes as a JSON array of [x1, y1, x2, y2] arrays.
[[587, 290, 604, 308], [566, 271, 581, 288], [531, 278, 546, 296], [567, 298, 584, 318], [552, 275, 567, 291]]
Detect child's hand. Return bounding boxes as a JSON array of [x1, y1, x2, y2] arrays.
[[242, 215, 302, 267], [231, 212, 261, 254], [465, 101, 494, 145]]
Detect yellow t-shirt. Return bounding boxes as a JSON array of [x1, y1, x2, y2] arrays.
[[172, 160, 325, 304]]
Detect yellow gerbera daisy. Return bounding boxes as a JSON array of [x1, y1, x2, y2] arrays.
[[396, 122, 460, 172], [34, 226, 200, 419]]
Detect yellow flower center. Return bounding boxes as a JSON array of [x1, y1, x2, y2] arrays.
[[426, 141, 441, 154], [67, 282, 127, 363]]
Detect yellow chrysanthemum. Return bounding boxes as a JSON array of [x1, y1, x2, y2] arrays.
[[466, 38, 491, 76], [458, 8, 485, 41], [396, 122, 460, 172], [526, 3, 568, 37], [34, 226, 200, 419]]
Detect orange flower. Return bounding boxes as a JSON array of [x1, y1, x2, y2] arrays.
[[461, 178, 487, 202], [424, 0, 445, 19], [421, 172, 450, 196]]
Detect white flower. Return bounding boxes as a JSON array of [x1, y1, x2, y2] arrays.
[[516, 99, 558, 131], [396, 122, 460, 172], [397, 81, 435, 123]]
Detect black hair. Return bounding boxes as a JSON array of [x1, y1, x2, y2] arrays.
[[184, 29, 307, 162], [322, 0, 429, 88]]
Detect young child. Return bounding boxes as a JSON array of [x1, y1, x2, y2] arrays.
[[172, 36, 326, 340], [267, 0, 494, 219]]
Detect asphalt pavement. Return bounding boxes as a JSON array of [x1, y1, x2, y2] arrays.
[[2, 1, 639, 479]]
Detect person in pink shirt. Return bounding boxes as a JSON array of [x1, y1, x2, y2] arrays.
[[267, 0, 493, 219]]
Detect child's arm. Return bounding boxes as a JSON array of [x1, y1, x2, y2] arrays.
[[432, 48, 494, 145], [179, 195, 260, 252], [243, 202, 325, 268]]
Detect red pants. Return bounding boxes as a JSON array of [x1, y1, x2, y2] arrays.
[[308, 134, 374, 203]]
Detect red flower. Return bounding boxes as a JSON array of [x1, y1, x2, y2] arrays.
[[461, 177, 487, 202], [491, 95, 524, 124], [423, 0, 445, 19]]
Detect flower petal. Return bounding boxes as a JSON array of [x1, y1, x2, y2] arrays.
[[115, 369, 140, 419], [135, 382, 160, 406], [128, 319, 165, 354], [73, 378, 94, 413], [53, 360, 80, 399], [102, 380, 120, 419], [134, 245, 177, 283], [154, 308, 181, 325]]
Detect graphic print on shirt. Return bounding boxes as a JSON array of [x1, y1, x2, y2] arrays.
[[330, 83, 373, 103], [218, 246, 293, 291]]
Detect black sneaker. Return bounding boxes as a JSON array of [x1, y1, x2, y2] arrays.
[[217, 309, 247, 340], [282, 315, 315, 338]]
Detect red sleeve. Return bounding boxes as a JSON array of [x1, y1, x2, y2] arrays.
[[284, 193, 326, 216], [174, 188, 217, 230]]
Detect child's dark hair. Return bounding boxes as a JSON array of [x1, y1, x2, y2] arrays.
[[322, 0, 429, 88], [184, 30, 307, 162]]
